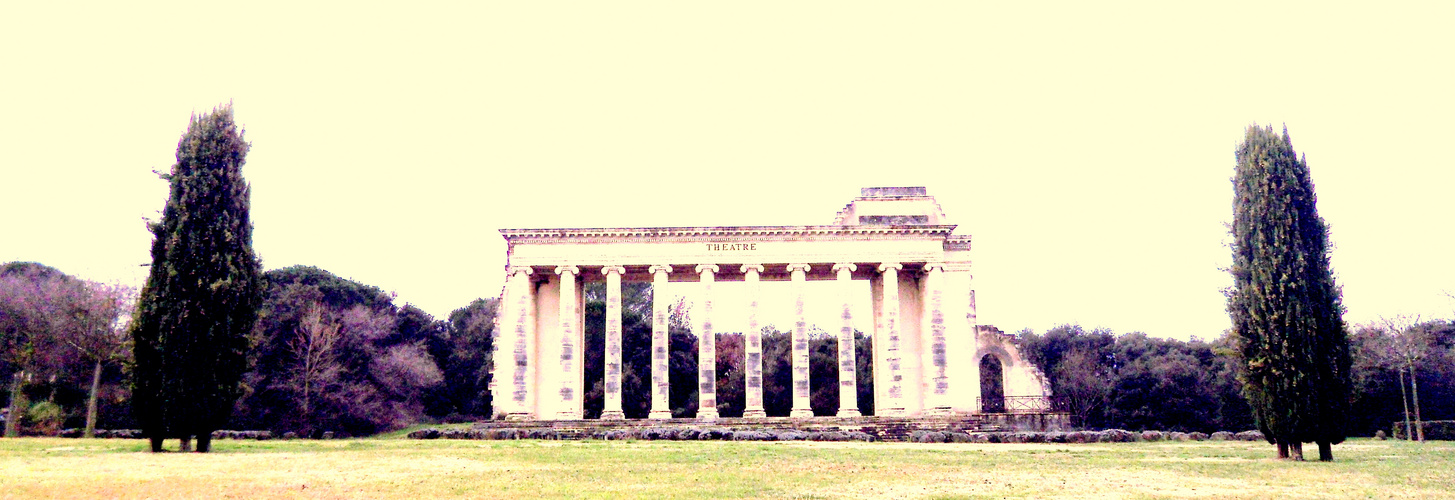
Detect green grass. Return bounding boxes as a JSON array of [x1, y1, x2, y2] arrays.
[[1, 437, 1450, 499]]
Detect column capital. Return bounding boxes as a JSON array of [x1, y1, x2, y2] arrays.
[[695, 264, 720, 275], [601, 265, 626, 276], [786, 263, 811, 273], [922, 262, 946, 273], [508, 266, 534, 277], [739, 264, 765, 274], [832, 263, 857, 273], [649, 264, 673, 274], [878, 262, 903, 273], [554, 265, 581, 276]]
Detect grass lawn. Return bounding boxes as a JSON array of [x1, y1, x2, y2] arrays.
[[1, 437, 1450, 499]]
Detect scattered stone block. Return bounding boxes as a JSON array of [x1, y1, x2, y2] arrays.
[[1233, 430, 1264, 442]]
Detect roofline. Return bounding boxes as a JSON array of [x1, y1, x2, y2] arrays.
[[499, 224, 959, 239]]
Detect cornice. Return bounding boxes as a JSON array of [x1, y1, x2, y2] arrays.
[[499, 224, 959, 241]]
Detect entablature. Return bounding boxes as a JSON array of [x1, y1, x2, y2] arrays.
[[500, 224, 956, 241]]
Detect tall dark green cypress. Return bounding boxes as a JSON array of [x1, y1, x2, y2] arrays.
[[131, 103, 261, 453], [1227, 124, 1350, 461]]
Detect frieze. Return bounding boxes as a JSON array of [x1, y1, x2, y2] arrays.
[[705, 242, 758, 252]]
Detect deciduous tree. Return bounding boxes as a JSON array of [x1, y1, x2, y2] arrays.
[[59, 281, 134, 438], [289, 302, 341, 433], [1382, 315, 1430, 441], [0, 263, 72, 437]]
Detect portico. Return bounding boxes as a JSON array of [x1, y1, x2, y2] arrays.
[[490, 187, 1050, 420]]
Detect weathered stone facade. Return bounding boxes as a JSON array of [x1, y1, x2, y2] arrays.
[[490, 187, 1050, 420]]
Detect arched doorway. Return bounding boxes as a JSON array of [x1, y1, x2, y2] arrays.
[[980, 354, 1005, 413]]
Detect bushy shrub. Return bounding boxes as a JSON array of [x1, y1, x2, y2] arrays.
[[1209, 431, 1233, 441], [1392, 421, 1455, 441], [26, 401, 65, 436]]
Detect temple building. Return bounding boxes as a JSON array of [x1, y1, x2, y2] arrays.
[[491, 187, 1050, 420]]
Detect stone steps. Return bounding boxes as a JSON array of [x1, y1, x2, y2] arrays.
[[470, 415, 1005, 442]]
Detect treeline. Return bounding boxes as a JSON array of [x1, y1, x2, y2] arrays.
[[230, 266, 496, 436], [5, 260, 1450, 437], [1, 263, 875, 437], [1, 263, 495, 437], [1017, 326, 1251, 433], [1, 262, 133, 436], [1018, 321, 1455, 436]]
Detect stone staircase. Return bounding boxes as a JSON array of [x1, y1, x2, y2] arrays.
[[471, 415, 1003, 442]]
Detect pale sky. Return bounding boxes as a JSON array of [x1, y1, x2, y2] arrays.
[[3, 2, 1451, 341]]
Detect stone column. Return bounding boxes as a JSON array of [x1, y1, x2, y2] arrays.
[[922, 262, 951, 415], [648, 265, 673, 419], [504, 266, 534, 420], [833, 263, 861, 418], [601, 265, 627, 420], [968, 288, 980, 413], [741, 264, 767, 418], [554, 265, 582, 420], [878, 263, 905, 416], [695, 264, 720, 420], [788, 263, 813, 418]]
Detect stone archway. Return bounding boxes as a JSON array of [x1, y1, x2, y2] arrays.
[[979, 354, 1005, 413]]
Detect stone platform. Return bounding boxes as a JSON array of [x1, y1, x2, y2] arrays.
[[471, 414, 1067, 441]]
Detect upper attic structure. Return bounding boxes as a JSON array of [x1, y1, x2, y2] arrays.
[[832, 186, 950, 226]]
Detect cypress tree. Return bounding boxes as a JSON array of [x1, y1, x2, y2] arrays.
[[131, 103, 261, 453], [1227, 124, 1350, 461]]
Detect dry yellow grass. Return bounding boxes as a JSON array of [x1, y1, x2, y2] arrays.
[[1, 437, 1450, 499]]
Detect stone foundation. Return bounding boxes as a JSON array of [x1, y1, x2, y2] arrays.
[[466, 413, 1070, 441]]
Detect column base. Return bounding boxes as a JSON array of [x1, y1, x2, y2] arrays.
[[835, 408, 862, 418], [742, 408, 767, 419], [789, 408, 814, 418], [697, 408, 719, 421], [600, 410, 625, 420], [648, 410, 673, 420], [505, 412, 535, 421]]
